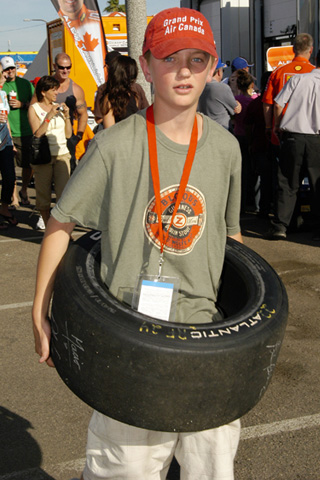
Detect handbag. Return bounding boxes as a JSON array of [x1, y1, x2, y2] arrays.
[[31, 135, 51, 165]]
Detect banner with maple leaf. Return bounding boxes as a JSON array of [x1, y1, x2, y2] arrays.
[[51, 0, 107, 86]]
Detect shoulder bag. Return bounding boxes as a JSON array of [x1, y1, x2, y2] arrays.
[[31, 135, 51, 165]]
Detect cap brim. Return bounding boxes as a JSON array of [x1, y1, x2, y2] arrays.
[[149, 37, 217, 59]]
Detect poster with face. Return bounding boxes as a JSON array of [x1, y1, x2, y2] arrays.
[[51, 0, 107, 85]]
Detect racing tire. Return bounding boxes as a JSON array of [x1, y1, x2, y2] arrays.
[[51, 231, 288, 432]]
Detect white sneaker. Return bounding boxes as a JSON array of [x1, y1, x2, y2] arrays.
[[36, 215, 46, 230]]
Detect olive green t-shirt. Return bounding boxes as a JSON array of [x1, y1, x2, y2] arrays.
[[52, 111, 241, 324]]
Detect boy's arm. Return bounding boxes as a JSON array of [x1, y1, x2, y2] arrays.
[[32, 216, 75, 367], [228, 232, 243, 244]]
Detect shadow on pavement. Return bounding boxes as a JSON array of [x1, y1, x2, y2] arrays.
[[0, 206, 90, 245], [240, 211, 320, 248], [0, 406, 55, 479], [0, 402, 180, 480]]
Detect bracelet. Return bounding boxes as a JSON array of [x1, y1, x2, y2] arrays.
[[44, 117, 50, 123], [65, 116, 71, 119]]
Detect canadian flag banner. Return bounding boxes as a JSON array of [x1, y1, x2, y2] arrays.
[[51, 0, 107, 86]]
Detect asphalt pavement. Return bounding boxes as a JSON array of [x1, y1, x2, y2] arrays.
[[0, 174, 319, 480]]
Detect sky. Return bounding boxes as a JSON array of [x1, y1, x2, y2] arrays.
[[0, 0, 180, 53]]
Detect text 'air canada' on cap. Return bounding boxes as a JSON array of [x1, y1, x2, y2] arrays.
[[142, 7, 217, 60]]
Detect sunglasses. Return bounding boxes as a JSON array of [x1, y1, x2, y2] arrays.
[[4, 66, 16, 71], [56, 64, 72, 70]]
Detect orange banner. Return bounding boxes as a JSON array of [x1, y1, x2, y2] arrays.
[[51, 0, 107, 85], [266, 46, 295, 71]]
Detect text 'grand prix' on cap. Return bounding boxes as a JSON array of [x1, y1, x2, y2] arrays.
[[142, 7, 217, 60]]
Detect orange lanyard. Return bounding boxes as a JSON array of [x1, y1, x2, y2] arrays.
[[146, 105, 198, 259]]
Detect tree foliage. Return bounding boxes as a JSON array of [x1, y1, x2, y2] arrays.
[[104, 0, 126, 13]]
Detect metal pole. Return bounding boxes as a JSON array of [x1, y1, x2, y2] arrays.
[[125, 0, 151, 103]]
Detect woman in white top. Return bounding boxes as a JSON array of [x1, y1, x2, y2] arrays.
[[28, 75, 72, 226]]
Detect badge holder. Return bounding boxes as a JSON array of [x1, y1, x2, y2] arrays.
[[132, 274, 180, 323], [131, 106, 197, 324]]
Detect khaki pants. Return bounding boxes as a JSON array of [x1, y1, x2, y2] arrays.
[[32, 153, 70, 210], [83, 411, 240, 480]]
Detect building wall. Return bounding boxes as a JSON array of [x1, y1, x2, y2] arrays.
[[181, 0, 254, 77], [264, 0, 297, 38], [181, 0, 318, 86]]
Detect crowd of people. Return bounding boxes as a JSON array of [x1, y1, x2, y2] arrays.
[[0, 50, 147, 230], [1, 31, 319, 240], [197, 33, 320, 241]]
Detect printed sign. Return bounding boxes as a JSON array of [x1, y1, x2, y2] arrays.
[[51, 0, 107, 85], [266, 46, 294, 71]]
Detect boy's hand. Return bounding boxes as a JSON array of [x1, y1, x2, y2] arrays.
[[33, 314, 55, 367], [31, 217, 76, 369]]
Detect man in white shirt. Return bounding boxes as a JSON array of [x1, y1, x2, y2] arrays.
[[266, 49, 320, 241]]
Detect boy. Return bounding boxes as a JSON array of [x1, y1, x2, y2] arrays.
[[32, 8, 242, 480]]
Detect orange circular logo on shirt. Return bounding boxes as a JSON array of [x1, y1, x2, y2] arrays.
[[144, 185, 206, 255]]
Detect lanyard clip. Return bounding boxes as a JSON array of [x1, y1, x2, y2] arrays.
[[158, 252, 164, 279]]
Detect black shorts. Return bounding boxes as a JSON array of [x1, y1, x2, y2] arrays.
[[13, 135, 33, 168]]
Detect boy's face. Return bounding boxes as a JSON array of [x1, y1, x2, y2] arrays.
[[140, 49, 217, 111]]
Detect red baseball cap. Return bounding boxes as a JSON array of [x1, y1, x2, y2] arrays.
[[142, 8, 217, 59]]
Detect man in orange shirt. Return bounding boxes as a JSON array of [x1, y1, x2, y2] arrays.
[[262, 33, 314, 143], [262, 33, 314, 239]]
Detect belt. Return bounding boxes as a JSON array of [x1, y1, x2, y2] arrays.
[[282, 131, 320, 137]]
